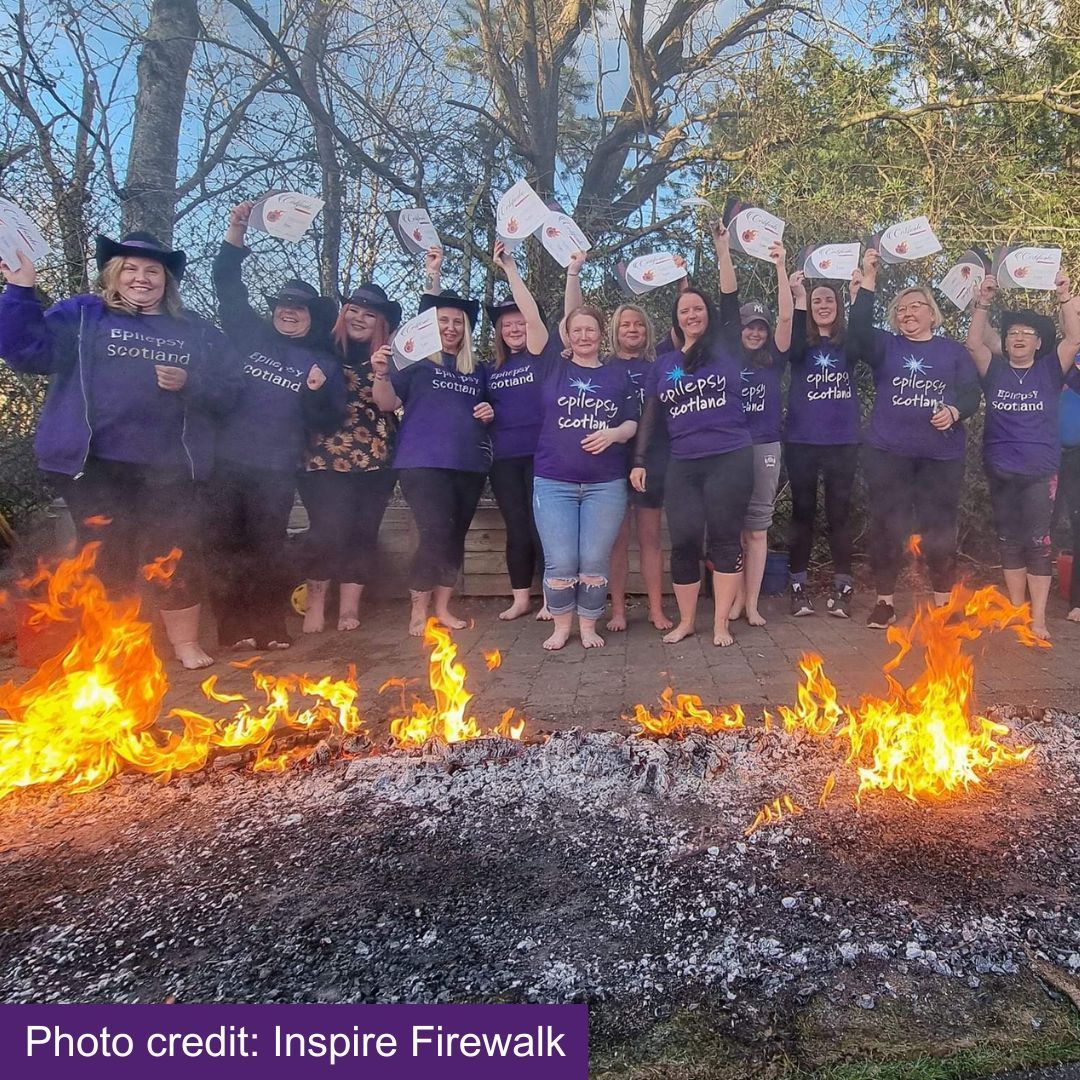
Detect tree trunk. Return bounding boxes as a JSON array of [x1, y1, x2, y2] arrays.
[[121, 0, 199, 241]]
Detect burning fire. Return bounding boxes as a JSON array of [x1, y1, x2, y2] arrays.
[[0, 550, 523, 801], [628, 687, 744, 737], [907, 533, 922, 557], [141, 548, 182, 586], [484, 649, 502, 671], [745, 794, 802, 836]]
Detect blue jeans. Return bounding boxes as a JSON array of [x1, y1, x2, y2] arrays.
[[532, 476, 628, 618]]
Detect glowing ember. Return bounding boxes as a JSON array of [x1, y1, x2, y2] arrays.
[[907, 534, 922, 557], [141, 547, 182, 586], [484, 649, 502, 671], [626, 687, 745, 737], [746, 794, 802, 836], [383, 620, 524, 747]]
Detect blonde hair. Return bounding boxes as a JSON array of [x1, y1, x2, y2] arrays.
[[608, 303, 656, 361], [492, 309, 528, 369], [429, 318, 477, 374], [887, 286, 943, 334], [96, 256, 183, 317]]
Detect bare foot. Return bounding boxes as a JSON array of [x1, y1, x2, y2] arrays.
[[302, 610, 325, 634], [746, 610, 767, 627], [535, 605, 553, 621], [1033, 624, 1051, 640], [435, 609, 468, 630], [1068, 608, 1080, 622], [409, 594, 429, 637], [230, 637, 257, 651], [174, 642, 214, 670], [499, 600, 532, 621], [650, 610, 674, 631], [728, 604, 744, 621], [580, 627, 606, 648], [543, 627, 572, 651], [713, 628, 734, 647], [662, 624, 695, 644], [606, 611, 627, 632], [337, 615, 360, 632]]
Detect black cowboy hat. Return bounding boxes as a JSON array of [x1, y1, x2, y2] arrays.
[[342, 282, 403, 332], [264, 279, 339, 340], [418, 288, 480, 329], [1000, 308, 1057, 359], [95, 232, 187, 281], [485, 294, 547, 327]]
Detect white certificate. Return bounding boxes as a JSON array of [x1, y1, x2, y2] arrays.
[[624, 252, 687, 292], [249, 191, 325, 243], [992, 245, 1062, 291], [387, 208, 442, 256], [876, 216, 942, 264], [496, 179, 549, 248], [391, 309, 441, 369], [0, 198, 50, 267], [937, 251, 988, 310], [801, 242, 861, 281], [540, 212, 590, 268], [728, 205, 785, 262]]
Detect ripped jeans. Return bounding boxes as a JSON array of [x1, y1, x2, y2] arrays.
[[532, 475, 627, 619]]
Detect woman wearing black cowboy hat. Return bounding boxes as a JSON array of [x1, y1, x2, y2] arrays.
[[299, 281, 403, 633], [206, 201, 346, 651], [371, 246, 494, 635], [0, 231, 240, 669]]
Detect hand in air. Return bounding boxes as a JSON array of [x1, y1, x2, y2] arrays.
[[229, 201, 254, 229], [0, 250, 35, 288], [370, 346, 392, 378], [788, 270, 807, 303], [976, 274, 998, 306]]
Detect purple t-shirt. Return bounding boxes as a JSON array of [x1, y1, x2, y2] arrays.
[[532, 359, 639, 484], [785, 312, 861, 445], [740, 345, 786, 444], [865, 332, 976, 461], [391, 356, 491, 473], [982, 353, 1065, 476], [485, 338, 561, 460], [647, 344, 751, 460], [618, 356, 653, 411], [88, 311, 192, 468]]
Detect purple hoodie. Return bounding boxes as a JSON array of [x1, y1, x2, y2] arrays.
[[0, 284, 240, 479]]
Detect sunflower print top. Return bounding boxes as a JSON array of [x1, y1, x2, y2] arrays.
[[306, 344, 397, 472]]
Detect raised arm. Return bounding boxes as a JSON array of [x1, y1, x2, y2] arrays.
[[370, 345, 402, 411], [494, 240, 549, 355], [1056, 271, 1080, 373], [770, 243, 793, 352], [0, 253, 71, 375], [423, 247, 442, 296], [710, 221, 736, 295], [212, 202, 265, 341], [847, 249, 886, 369], [965, 274, 996, 376], [563, 249, 586, 318], [789, 271, 808, 362]]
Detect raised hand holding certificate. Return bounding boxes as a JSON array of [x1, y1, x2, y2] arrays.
[[386, 208, 442, 256], [800, 242, 861, 280], [248, 191, 325, 242], [624, 252, 687, 293], [872, 216, 942, 264], [392, 309, 441, 369], [937, 249, 990, 309], [541, 211, 590, 268], [496, 179, 549, 250], [724, 198, 785, 262], [992, 245, 1062, 291], [0, 198, 50, 267]]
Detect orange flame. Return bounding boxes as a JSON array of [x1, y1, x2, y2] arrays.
[[907, 533, 922, 557], [625, 687, 744, 737], [484, 649, 502, 670], [745, 794, 802, 836], [83, 515, 112, 527], [384, 619, 525, 748], [141, 548, 182, 585]]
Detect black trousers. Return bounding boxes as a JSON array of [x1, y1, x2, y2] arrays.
[[665, 447, 754, 583], [863, 446, 965, 595], [399, 467, 486, 591], [987, 467, 1055, 577], [202, 461, 296, 646], [46, 457, 203, 610], [1060, 446, 1080, 606], [488, 455, 541, 590], [298, 468, 397, 585], [785, 442, 859, 577]]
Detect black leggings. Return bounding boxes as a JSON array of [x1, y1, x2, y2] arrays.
[[786, 442, 859, 578], [987, 468, 1055, 577], [47, 457, 203, 610], [399, 468, 486, 591], [665, 447, 754, 583], [1060, 446, 1080, 606], [202, 461, 296, 646], [488, 455, 541, 590], [298, 468, 396, 584], [863, 446, 964, 595]]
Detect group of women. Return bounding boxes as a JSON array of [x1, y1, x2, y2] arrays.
[[1, 209, 1078, 667]]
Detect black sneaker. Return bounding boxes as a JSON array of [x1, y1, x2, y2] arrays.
[[790, 583, 815, 616], [866, 600, 896, 629], [826, 586, 853, 619]]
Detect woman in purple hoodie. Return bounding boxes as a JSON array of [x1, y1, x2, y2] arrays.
[[0, 234, 240, 668]]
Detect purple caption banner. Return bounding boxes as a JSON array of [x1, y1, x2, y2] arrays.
[[0, 1003, 588, 1078]]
